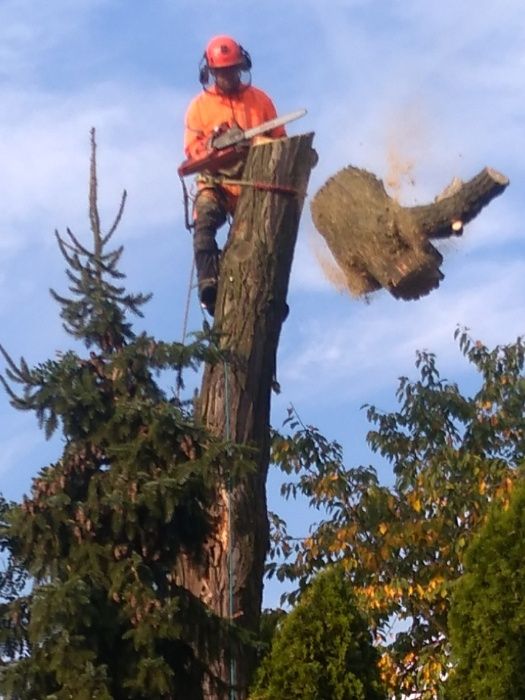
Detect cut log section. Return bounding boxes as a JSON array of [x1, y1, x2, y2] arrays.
[[310, 166, 509, 300]]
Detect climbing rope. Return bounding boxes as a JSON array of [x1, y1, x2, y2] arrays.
[[178, 170, 289, 698], [175, 175, 196, 400], [223, 360, 237, 700], [179, 179, 237, 697], [179, 174, 195, 233], [175, 259, 195, 399], [180, 260, 195, 344]]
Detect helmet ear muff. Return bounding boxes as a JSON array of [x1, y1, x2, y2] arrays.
[[239, 46, 252, 70], [199, 53, 209, 86]]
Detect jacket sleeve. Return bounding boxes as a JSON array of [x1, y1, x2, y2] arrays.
[[183, 98, 209, 160]]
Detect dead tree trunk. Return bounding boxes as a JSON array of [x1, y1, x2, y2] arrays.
[[178, 133, 315, 699], [311, 166, 509, 300]]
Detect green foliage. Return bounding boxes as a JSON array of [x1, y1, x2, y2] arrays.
[[49, 129, 150, 351], [446, 475, 525, 700], [251, 566, 386, 700], [254, 607, 286, 663], [0, 131, 239, 699], [270, 331, 525, 698]]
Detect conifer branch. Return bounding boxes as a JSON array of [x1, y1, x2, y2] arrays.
[[0, 344, 25, 382], [0, 375, 26, 407], [65, 268, 82, 287], [64, 227, 92, 258], [54, 230, 82, 270], [104, 190, 127, 245]]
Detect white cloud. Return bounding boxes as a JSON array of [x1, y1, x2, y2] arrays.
[[281, 255, 525, 407], [0, 81, 193, 286], [0, 0, 110, 81]]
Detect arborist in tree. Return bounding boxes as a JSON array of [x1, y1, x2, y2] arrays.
[[181, 35, 286, 316]]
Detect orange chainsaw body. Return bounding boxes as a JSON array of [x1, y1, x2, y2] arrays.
[[177, 144, 248, 177]]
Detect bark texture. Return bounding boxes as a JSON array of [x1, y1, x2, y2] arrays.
[[311, 166, 509, 300], [178, 133, 315, 699]]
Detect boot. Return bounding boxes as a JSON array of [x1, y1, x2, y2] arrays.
[[193, 190, 227, 317], [195, 250, 219, 316]]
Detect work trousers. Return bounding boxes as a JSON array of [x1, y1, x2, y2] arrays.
[[193, 185, 236, 295]]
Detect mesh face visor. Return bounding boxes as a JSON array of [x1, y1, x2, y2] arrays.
[[200, 65, 252, 94]]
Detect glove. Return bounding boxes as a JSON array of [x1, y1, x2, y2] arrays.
[[211, 125, 245, 150]]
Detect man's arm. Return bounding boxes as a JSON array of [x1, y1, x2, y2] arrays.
[[183, 98, 209, 160]]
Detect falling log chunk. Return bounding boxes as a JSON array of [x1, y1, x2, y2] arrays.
[[310, 165, 509, 300]]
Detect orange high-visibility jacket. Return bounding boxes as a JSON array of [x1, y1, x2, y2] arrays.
[[184, 84, 286, 167]]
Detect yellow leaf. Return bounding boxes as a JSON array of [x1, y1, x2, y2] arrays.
[[380, 544, 390, 559]]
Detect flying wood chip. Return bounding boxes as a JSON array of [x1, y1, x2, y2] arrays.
[[310, 166, 509, 300]]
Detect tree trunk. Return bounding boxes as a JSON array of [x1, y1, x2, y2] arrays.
[[178, 133, 315, 699], [311, 165, 509, 300]]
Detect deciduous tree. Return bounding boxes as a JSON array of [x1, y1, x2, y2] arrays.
[[270, 331, 525, 698]]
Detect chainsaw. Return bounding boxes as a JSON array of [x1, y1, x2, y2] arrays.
[[177, 108, 307, 177]]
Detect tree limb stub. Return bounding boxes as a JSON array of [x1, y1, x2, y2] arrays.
[[310, 165, 509, 301]]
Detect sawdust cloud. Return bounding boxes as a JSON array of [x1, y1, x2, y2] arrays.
[[383, 103, 461, 258], [309, 232, 366, 299], [310, 234, 348, 293], [386, 149, 416, 203], [383, 102, 427, 204]]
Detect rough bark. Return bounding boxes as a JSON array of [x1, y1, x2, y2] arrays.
[[311, 165, 509, 300], [178, 133, 315, 699]]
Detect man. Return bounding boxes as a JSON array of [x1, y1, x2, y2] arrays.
[[183, 35, 286, 316]]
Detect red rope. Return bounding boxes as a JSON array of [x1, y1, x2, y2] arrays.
[[199, 174, 304, 197], [248, 180, 302, 196]]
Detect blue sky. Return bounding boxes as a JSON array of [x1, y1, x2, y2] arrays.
[[0, 0, 523, 606]]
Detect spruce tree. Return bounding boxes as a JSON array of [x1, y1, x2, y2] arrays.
[[0, 130, 239, 699]]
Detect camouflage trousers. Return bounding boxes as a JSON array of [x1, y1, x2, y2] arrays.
[[193, 183, 237, 297]]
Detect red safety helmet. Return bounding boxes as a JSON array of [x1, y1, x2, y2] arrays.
[[199, 35, 252, 89], [205, 35, 244, 69]]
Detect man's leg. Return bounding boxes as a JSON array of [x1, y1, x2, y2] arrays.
[[193, 188, 227, 316]]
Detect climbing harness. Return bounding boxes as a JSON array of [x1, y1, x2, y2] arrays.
[[196, 173, 305, 198]]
